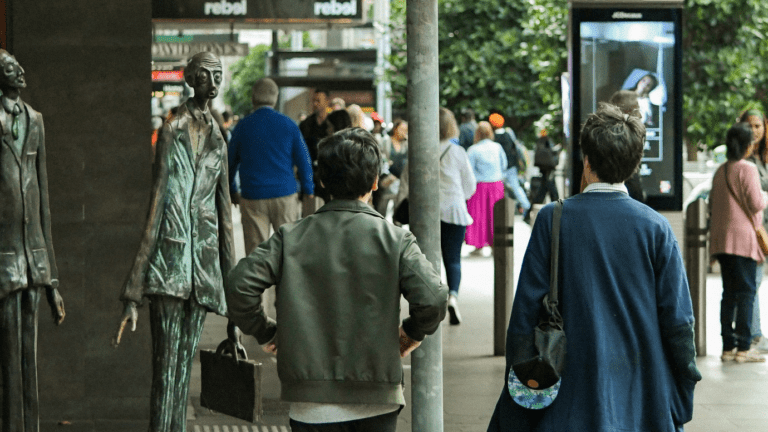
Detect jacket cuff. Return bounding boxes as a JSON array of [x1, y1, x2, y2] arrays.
[[402, 317, 425, 342]]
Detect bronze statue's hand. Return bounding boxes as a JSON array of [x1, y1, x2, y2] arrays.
[[46, 287, 65, 325], [113, 301, 138, 348], [226, 321, 247, 359], [231, 192, 241, 207]]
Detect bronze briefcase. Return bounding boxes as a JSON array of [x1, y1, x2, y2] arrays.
[[200, 340, 262, 423]]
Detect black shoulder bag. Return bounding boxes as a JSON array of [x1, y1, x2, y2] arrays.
[[510, 199, 567, 401], [393, 145, 452, 225]]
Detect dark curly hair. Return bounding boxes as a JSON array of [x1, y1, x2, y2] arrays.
[[579, 103, 645, 183], [317, 128, 382, 200], [725, 122, 753, 161]]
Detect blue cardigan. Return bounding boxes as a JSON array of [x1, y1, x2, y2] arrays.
[[489, 193, 701, 432], [228, 107, 314, 200]]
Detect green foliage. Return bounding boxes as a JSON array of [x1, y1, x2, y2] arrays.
[[225, 44, 270, 117], [683, 0, 768, 150], [386, 0, 567, 146], [226, 32, 315, 117]]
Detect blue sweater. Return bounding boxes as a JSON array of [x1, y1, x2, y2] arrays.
[[489, 193, 701, 432], [228, 107, 314, 200]]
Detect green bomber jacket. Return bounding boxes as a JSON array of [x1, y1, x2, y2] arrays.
[[226, 199, 448, 405]]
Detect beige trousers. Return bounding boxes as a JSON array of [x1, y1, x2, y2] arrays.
[[240, 194, 300, 255]]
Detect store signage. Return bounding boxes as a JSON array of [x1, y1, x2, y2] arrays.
[[152, 42, 250, 58], [153, 0, 363, 22], [314, 1, 357, 17], [204, 0, 247, 16], [152, 70, 185, 82]]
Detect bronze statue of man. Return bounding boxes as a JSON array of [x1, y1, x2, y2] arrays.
[[0, 49, 65, 432], [113, 51, 240, 432]]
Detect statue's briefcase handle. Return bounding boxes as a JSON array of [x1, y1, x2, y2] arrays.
[[200, 339, 262, 423]]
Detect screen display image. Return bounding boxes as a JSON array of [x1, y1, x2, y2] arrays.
[[580, 20, 675, 200]]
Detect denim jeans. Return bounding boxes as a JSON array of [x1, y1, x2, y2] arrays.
[[441, 221, 466, 296], [717, 254, 758, 351], [503, 167, 530, 211], [752, 262, 763, 339]]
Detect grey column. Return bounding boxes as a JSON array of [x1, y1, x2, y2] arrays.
[[406, 0, 443, 431]]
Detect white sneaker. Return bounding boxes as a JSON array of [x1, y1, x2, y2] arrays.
[[735, 349, 766, 363], [752, 336, 768, 353], [447, 295, 461, 325], [721, 348, 737, 362]]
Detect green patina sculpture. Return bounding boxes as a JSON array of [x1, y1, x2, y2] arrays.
[[113, 51, 241, 432], [0, 49, 65, 432]]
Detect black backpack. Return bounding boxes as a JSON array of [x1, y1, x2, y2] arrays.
[[534, 138, 558, 170]]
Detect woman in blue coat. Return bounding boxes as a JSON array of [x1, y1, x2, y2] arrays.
[[488, 104, 701, 431]]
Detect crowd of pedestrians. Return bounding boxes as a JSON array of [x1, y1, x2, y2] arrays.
[[186, 81, 763, 430]]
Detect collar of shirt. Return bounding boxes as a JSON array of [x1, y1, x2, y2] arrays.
[[1, 96, 21, 114], [583, 182, 628, 194], [185, 99, 212, 124]]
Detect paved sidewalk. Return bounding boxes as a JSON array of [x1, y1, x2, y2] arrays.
[[187, 208, 768, 432]]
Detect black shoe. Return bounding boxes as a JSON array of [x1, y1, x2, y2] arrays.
[[448, 295, 461, 325]]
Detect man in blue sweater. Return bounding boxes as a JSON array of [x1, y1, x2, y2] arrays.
[[229, 78, 314, 255]]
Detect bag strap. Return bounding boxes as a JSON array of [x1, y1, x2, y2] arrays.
[[440, 144, 451, 161], [723, 162, 761, 229], [548, 199, 564, 311]]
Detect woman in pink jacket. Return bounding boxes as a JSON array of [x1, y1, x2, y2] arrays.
[[710, 122, 768, 363]]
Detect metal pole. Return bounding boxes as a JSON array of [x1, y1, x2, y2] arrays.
[[406, 0, 442, 430], [493, 198, 515, 356], [684, 198, 707, 356]]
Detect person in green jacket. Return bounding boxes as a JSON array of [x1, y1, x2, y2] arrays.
[[226, 127, 448, 432]]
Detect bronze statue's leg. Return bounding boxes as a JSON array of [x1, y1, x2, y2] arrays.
[[20, 288, 41, 432], [169, 297, 206, 432], [0, 291, 25, 432], [148, 296, 182, 432]]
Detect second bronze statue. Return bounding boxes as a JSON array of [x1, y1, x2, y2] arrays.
[[112, 51, 243, 432]]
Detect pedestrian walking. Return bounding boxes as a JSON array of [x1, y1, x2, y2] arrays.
[[466, 121, 507, 254], [458, 108, 477, 150], [710, 122, 768, 363], [228, 78, 314, 255], [524, 131, 560, 223], [740, 108, 768, 352], [489, 113, 530, 215], [438, 108, 477, 324], [488, 103, 701, 431], [226, 127, 447, 432]]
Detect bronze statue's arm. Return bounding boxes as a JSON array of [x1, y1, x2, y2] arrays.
[[216, 142, 235, 288], [113, 122, 172, 347], [216, 136, 244, 355], [35, 114, 64, 325]]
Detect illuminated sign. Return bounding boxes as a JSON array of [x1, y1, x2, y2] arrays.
[[152, 70, 185, 82], [153, 0, 364, 22]]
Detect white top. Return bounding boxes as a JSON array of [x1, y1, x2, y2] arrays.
[[439, 141, 477, 225], [290, 401, 400, 424]]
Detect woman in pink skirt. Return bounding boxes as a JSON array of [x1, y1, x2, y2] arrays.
[[466, 121, 508, 253]]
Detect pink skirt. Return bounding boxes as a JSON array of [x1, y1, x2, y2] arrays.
[[465, 181, 505, 248]]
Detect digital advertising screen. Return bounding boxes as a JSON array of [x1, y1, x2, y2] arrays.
[[570, 7, 683, 210]]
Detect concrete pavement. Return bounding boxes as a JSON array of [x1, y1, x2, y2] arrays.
[[186, 207, 768, 432]]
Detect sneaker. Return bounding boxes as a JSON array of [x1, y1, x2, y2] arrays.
[[721, 348, 737, 362], [734, 349, 766, 363], [447, 295, 461, 325], [752, 336, 768, 353]]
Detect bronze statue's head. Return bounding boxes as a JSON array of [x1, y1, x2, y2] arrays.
[[184, 52, 222, 103], [0, 50, 26, 92]]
